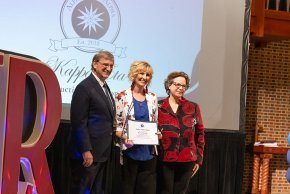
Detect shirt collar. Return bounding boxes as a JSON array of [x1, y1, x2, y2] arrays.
[[160, 96, 187, 109], [92, 72, 105, 87]]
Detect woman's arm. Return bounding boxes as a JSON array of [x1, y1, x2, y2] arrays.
[[195, 104, 205, 165]]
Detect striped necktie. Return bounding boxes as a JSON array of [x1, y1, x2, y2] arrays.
[[103, 83, 114, 111]]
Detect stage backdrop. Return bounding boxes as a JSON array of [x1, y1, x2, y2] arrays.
[[0, 0, 246, 131]]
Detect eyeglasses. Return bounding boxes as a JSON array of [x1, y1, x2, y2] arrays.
[[172, 82, 188, 89], [96, 61, 114, 69]]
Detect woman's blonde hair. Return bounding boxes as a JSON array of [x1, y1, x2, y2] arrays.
[[128, 61, 153, 84]]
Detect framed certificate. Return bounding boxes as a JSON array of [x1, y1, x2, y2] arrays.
[[127, 120, 159, 145]]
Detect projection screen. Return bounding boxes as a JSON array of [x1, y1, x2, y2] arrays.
[[0, 0, 246, 131]]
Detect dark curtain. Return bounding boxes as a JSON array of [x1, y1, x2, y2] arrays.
[[46, 122, 71, 194], [46, 124, 245, 194], [186, 131, 245, 194]]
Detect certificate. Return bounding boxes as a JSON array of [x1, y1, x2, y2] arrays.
[[127, 120, 159, 145]]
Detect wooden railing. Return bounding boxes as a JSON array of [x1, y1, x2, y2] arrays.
[[251, 146, 289, 194], [251, 0, 290, 43], [266, 0, 290, 11]]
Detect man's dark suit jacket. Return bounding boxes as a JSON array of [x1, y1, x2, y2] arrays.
[[70, 73, 115, 162]]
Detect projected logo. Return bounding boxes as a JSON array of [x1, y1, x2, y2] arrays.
[[50, 0, 124, 56]]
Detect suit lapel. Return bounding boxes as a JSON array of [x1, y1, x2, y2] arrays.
[[88, 74, 114, 118], [105, 83, 116, 116]]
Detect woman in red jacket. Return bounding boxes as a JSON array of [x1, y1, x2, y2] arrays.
[[158, 71, 205, 194]]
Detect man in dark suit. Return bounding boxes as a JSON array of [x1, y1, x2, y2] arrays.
[[69, 50, 116, 194]]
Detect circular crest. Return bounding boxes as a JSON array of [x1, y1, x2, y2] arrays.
[[61, 0, 121, 52]]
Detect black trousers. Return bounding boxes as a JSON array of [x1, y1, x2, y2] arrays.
[[158, 162, 194, 194], [122, 155, 157, 194], [69, 159, 107, 194]]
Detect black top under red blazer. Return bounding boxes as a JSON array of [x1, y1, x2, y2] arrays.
[[70, 73, 116, 162]]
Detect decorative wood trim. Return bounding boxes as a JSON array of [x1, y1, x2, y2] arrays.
[[251, 0, 266, 37], [251, 0, 290, 42], [253, 145, 289, 155]]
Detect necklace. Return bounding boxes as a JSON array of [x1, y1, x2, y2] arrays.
[[134, 98, 146, 107], [132, 91, 146, 107]]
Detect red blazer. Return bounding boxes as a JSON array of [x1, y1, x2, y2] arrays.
[[158, 97, 205, 165]]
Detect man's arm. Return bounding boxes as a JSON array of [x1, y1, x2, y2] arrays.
[[71, 85, 92, 155]]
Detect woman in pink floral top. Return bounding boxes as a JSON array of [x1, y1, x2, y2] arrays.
[[158, 71, 205, 194]]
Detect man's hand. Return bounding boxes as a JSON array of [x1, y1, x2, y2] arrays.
[[82, 151, 93, 167]]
